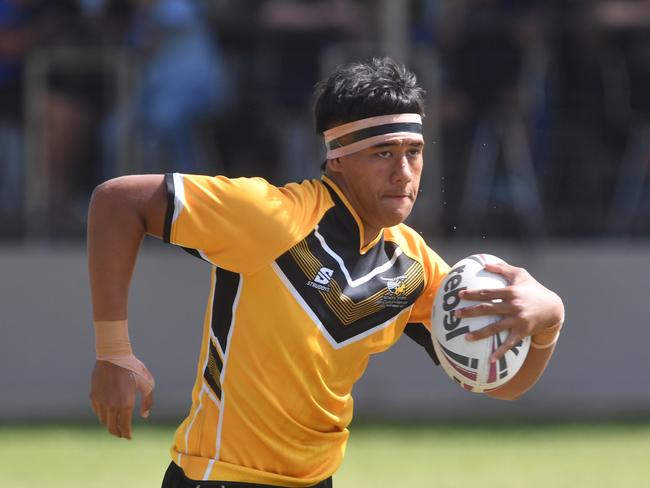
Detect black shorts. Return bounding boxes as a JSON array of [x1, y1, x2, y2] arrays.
[[161, 462, 333, 488]]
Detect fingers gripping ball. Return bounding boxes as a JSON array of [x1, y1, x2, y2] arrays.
[[431, 254, 530, 393]]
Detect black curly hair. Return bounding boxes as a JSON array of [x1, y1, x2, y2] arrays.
[[313, 57, 425, 134]]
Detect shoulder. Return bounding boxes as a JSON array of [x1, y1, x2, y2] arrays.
[[384, 224, 437, 258], [165, 176, 334, 272], [172, 174, 330, 208], [279, 178, 332, 206], [385, 224, 450, 274]]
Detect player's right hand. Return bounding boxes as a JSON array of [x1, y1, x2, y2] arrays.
[[89, 359, 155, 439]]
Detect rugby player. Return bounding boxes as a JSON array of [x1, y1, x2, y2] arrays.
[[88, 57, 564, 487]]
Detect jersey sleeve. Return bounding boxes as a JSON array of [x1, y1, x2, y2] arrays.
[[163, 173, 329, 273], [408, 244, 450, 330]]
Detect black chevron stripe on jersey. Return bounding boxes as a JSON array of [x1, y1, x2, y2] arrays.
[[275, 183, 424, 344], [203, 267, 240, 399]]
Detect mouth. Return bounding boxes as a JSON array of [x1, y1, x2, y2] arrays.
[[384, 192, 413, 201]]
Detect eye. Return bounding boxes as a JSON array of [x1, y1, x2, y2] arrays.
[[375, 150, 392, 159], [408, 147, 423, 157]]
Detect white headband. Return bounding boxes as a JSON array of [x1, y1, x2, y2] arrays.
[[323, 114, 423, 159]]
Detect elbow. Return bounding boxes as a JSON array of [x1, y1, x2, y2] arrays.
[[91, 177, 124, 204], [88, 175, 162, 238], [88, 177, 136, 229], [89, 180, 112, 219], [89, 177, 133, 214]]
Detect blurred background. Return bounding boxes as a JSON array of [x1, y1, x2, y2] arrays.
[[1, 0, 650, 428]]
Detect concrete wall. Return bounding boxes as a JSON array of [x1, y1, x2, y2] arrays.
[[1, 240, 649, 422]]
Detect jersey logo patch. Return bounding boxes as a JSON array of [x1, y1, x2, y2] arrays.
[[377, 275, 411, 308], [307, 267, 334, 292], [382, 275, 407, 296], [275, 231, 424, 346]]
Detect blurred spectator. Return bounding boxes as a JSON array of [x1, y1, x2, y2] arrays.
[[100, 0, 230, 176], [257, 0, 368, 184], [590, 0, 650, 236], [0, 0, 58, 231], [435, 0, 550, 240], [543, 0, 650, 237], [0, 1, 105, 237]]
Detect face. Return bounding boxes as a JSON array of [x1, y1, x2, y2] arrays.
[[326, 137, 424, 238]]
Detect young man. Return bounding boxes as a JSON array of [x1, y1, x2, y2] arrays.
[[88, 58, 564, 487]]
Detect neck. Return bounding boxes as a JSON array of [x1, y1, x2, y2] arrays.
[[324, 171, 382, 248]]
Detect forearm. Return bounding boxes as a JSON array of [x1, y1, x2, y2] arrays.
[[87, 175, 166, 320], [88, 182, 145, 320], [487, 321, 563, 400], [486, 344, 555, 400]]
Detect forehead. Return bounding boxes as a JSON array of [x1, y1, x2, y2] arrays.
[[371, 136, 424, 147]]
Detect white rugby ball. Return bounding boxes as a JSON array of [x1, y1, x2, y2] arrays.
[[431, 254, 530, 393]]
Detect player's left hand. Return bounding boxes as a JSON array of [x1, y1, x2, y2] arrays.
[[454, 261, 564, 362]]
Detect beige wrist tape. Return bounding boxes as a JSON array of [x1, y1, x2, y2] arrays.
[[531, 321, 563, 349], [94, 320, 133, 357], [94, 320, 154, 395]]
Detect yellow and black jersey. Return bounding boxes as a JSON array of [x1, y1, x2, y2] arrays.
[[162, 173, 450, 486]]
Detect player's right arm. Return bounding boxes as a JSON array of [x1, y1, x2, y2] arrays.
[[87, 174, 167, 439]]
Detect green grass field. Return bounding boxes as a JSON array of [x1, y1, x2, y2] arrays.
[[1, 421, 648, 487]]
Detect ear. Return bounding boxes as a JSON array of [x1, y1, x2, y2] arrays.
[[326, 158, 343, 173]]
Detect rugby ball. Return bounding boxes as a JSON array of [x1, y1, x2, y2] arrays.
[[431, 254, 530, 393]]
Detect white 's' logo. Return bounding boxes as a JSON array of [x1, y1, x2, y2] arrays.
[[314, 267, 334, 285]]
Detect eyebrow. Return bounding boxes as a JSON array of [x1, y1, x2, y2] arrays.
[[371, 141, 424, 149]]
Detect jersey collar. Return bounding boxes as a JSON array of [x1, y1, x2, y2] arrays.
[[321, 175, 383, 254]]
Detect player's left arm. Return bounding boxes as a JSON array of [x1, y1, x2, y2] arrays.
[[455, 261, 564, 400]]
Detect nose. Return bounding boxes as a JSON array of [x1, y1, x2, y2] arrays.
[[392, 155, 412, 183]]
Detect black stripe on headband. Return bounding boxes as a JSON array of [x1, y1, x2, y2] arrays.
[[326, 122, 423, 150]]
